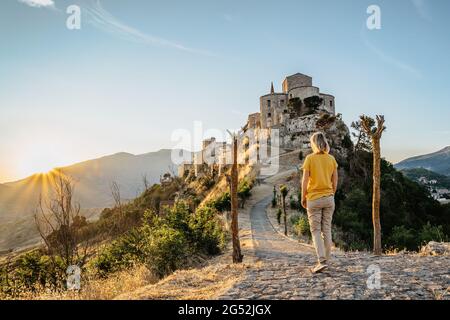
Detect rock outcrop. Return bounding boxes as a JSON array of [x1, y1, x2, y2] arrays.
[[421, 242, 450, 256]]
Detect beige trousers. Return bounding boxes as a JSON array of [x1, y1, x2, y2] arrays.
[[306, 195, 335, 263]]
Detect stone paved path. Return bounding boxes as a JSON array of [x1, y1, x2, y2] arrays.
[[219, 186, 450, 300]]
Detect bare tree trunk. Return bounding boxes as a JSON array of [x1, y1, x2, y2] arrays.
[[372, 138, 382, 255], [282, 198, 287, 236], [231, 136, 243, 263], [360, 115, 385, 256]]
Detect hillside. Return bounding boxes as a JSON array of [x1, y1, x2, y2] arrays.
[[401, 168, 450, 189], [0, 149, 178, 252], [7, 164, 448, 300], [395, 146, 450, 176]]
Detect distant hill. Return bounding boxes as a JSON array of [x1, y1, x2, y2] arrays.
[[0, 149, 180, 252], [395, 146, 450, 176]]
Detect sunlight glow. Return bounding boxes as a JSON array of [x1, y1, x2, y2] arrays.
[[17, 142, 64, 179]]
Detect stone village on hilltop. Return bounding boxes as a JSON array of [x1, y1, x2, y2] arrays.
[[178, 73, 350, 178]]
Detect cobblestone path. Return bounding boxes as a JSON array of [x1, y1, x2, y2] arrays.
[[219, 192, 450, 300]]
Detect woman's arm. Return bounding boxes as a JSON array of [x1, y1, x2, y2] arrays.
[[301, 170, 310, 208], [332, 168, 338, 193]]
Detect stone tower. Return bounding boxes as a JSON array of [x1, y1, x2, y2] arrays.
[[260, 73, 335, 129]]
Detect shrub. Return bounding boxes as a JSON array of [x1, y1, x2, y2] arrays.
[[272, 186, 277, 208], [294, 215, 311, 238], [143, 225, 189, 277], [238, 179, 252, 208], [210, 192, 231, 212], [419, 222, 445, 244], [289, 195, 301, 211], [290, 213, 300, 226], [94, 229, 144, 277], [189, 206, 226, 255], [94, 201, 225, 279], [387, 226, 416, 251], [276, 209, 282, 224], [3, 250, 66, 294]]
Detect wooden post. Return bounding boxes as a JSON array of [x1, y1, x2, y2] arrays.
[[371, 137, 382, 255], [230, 135, 243, 263], [361, 115, 386, 256]]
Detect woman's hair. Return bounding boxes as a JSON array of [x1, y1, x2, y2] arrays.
[[310, 132, 330, 154]]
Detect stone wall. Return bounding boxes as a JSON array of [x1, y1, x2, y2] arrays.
[[260, 93, 288, 128]]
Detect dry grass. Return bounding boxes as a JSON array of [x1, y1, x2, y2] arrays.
[[3, 265, 157, 300], [115, 261, 250, 300]]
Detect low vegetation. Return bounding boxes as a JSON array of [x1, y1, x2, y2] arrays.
[[0, 162, 257, 299], [332, 132, 450, 252]]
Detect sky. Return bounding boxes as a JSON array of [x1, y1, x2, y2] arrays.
[[0, 0, 449, 183]]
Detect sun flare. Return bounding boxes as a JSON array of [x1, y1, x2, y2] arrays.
[[17, 142, 63, 179]]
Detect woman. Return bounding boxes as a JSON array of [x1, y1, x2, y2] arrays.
[[301, 132, 338, 273]]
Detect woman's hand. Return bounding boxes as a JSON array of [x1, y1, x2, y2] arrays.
[[301, 197, 307, 209]]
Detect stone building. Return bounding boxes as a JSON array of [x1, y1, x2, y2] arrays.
[[180, 72, 347, 178], [259, 73, 335, 129]]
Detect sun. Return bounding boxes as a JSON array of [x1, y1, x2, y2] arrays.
[[17, 142, 63, 178]]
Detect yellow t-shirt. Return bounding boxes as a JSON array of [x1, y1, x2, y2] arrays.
[[302, 153, 338, 201]]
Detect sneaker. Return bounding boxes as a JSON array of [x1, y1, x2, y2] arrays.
[[311, 263, 328, 274]]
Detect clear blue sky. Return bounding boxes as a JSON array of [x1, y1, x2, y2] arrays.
[[1, 0, 449, 182]]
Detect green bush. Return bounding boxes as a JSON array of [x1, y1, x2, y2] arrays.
[[94, 201, 225, 279], [2, 250, 66, 295], [210, 192, 231, 212], [189, 206, 226, 255], [276, 209, 282, 224], [290, 213, 300, 225], [294, 215, 311, 238], [419, 222, 445, 244], [143, 225, 189, 277], [94, 229, 144, 277], [238, 179, 252, 208], [272, 198, 277, 208], [289, 195, 301, 211], [387, 226, 416, 251]]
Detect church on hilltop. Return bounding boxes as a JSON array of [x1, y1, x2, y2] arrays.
[[248, 72, 336, 130]]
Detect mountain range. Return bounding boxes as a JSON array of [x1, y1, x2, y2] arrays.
[[0, 149, 178, 252], [395, 146, 450, 176]]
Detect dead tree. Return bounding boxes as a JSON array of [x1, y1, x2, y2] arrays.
[[229, 132, 243, 263], [35, 172, 88, 270], [360, 115, 386, 256], [109, 180, 126, 231], [142, 174, 150, 191]]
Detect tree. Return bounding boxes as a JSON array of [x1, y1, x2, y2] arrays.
[[280, 185, 289, 236], [229, 133, 243, 263], [351, 120, 373, 152], [142, 174, 150, 191], [238, 179, 252, 208], [272, 186, 277, 208], [35, 172, 89, 271], [303, 96, 323, 115], [360, 115, 386, 255], [287, 97, 303, 117], [316, 113, 336, 131]]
